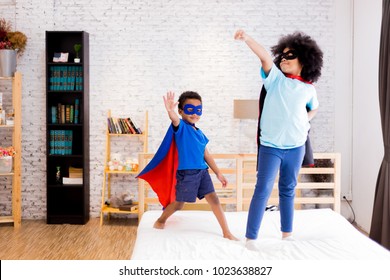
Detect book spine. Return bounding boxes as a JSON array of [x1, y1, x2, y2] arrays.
[[107, 118, 112, 133], [69, 130, 73, 155], [51, 106, 57, 124], [50, 130, 54, 155], [70, 105, 74, 124], [74, 99, 79, 124], [127, 117, 138, 134], [71, 66, 76, 91], [125, 118, 136, 134], [57, 103, 62, 124], [65, 105, 70, 123], [53, 130, 58, 155], [61, 105, 65, 124], [49, 66, 54, 91], [60, 130, 65, 155]]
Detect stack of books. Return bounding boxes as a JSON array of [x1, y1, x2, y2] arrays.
[[69, 166, 83, 178], [62, 166, 83, 185]]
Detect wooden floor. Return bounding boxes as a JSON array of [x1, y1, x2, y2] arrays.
[[0, 218, 138, 260]]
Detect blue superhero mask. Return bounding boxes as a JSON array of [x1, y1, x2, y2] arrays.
[[183, 104, 202, 116]]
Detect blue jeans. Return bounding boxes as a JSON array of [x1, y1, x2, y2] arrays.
[[245, 144, 305, 239]]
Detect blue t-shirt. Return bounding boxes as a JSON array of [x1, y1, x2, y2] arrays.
[[173, 119, 209, 170], [260, 64, 319, 149]]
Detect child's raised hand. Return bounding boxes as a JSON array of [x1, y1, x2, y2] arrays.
[[163, 91, 178, 112], [234, 29, 247, 41]]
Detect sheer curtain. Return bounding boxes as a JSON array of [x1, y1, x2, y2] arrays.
[[370, 0, 390, 250]]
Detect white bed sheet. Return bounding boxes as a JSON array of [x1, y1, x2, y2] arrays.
[[131, 209, 390, 260]]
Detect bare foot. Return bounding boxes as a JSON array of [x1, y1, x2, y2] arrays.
[[224, 232, 239, 241], [153, 220, 165, 229]]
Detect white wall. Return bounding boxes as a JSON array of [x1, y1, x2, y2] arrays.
[[334, 0, 354, 219], [351, 0, 383, 232]]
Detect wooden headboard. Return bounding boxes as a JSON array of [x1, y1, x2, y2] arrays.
[[137, 153, 341, 219]]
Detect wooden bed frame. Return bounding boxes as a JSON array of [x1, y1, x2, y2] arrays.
[[137, 153, 341, 220]]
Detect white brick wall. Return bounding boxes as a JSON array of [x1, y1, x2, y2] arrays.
[[0, 0, 336, 219]]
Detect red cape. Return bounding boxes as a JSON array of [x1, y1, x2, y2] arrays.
[[137, 126, 178, 208]]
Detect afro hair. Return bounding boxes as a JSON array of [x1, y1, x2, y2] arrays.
[[271, 32, 323, 83]]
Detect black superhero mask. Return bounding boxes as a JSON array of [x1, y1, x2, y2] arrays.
[[280, 50, 298, 60]]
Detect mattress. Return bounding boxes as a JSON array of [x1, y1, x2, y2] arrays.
[[131, 209, 390, 260]]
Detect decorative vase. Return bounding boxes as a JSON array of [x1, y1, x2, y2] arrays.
[[0, 156, 13, 173], [56, 166, 61, 184], [0, 49, 17, 77], [74, 58, 80, 63]]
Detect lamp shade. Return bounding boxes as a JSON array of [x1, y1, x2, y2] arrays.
[[233, 99, 258, 119]]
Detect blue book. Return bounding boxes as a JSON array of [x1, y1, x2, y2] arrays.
[[51, 106, 57, 123], [49, 130, 54, 155], [74, 99, 79, 124], [61, 130, 66, 155], [53, 130, 58, 154], [68, 130, 73, 155]]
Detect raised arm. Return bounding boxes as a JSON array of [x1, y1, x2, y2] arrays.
[[163, 91, 180, 127], [234, 29, 273, 74], [204, 148, 227, 187]]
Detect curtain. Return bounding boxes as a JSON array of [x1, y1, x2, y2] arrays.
[[370, 0, 390, 250]]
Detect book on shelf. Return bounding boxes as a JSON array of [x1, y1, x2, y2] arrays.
[[119, 204, 138, 211], [52, 102, 78, 124], [57, 103, 61, 123], [62, 177, 83, 185], [69, 105, 74, 124], [49, 65, 82, 91], [129, 117, 142, 134], [113, 117, 122, 134], [51, 106, 57, 124], [126, 117, 139, 134], [65, 105, 70, 123], [49, 130, 73, 155], [124, 118, 137, 134], [118, 118, 127, 134], [69, 166, 83, 178], [61, 104, 65, 124], [74, 99, 79, 124], [107, 116, 142, 134]]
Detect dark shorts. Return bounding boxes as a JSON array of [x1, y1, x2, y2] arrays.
[[175, 169, 215, 203]]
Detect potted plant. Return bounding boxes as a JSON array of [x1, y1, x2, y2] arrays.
[[74, 43, 81, 63], [0, 18, 27, 77], [0, 146, 15, 173]]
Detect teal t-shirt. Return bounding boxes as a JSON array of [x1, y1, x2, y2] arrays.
[[260, 64, 319, 149], [173, 119, 209, 170]]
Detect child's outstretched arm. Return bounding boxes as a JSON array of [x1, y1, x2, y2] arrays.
[[204, 148, 227, 187], [234, 29, 273, 74], [163, 91, 180, 127]]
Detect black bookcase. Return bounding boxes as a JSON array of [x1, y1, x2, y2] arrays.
[[45, 31, 90, 224]]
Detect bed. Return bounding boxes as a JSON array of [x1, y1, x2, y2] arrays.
[[132, 153, 390, 260]]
